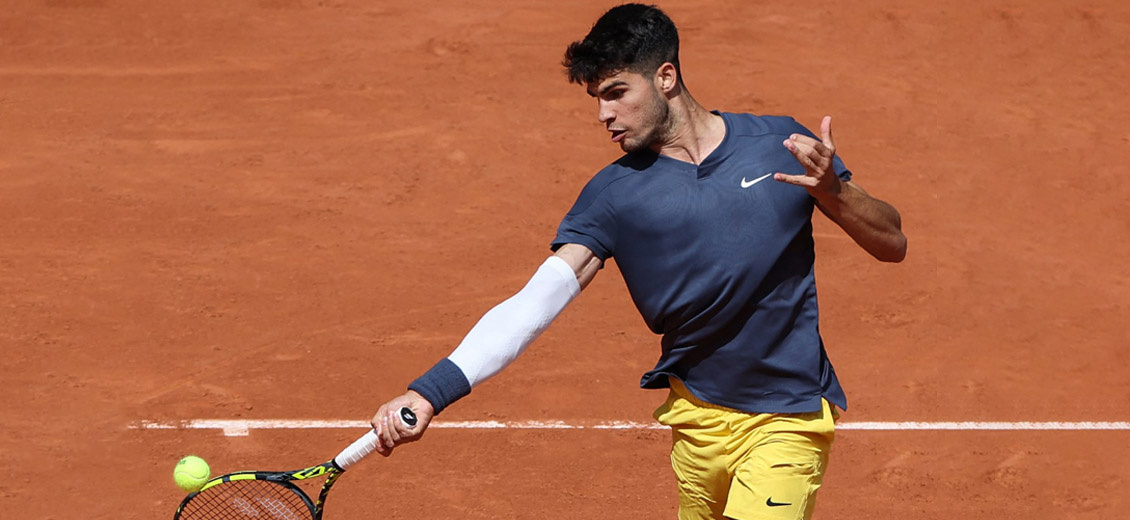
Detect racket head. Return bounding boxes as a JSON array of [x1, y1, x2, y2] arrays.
[[174, 471, 319, 520]]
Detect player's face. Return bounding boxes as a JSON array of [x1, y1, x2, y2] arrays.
[[587, 70, 670, 153]]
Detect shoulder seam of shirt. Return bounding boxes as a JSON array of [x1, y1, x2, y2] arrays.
[[722, 112, 812, 139], [566, 162, 640, 216]]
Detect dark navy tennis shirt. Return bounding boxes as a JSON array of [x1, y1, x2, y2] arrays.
[[552, 112, 850, 414]]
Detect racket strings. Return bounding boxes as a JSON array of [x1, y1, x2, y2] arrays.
[[177, 479, 313, 520]]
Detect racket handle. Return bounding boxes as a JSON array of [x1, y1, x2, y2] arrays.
[[334, 407, 418, 470]]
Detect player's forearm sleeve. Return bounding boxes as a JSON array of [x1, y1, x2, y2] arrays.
[[408, 256, 581, 414]]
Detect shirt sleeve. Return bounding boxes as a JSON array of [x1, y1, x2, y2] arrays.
[[832, 154, 852, 182], [550, 172, 619, 261]]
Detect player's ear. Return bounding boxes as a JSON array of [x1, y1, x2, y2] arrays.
[[655, 62, 678, 94]]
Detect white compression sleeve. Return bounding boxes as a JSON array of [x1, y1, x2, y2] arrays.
[[447, 256, 581, 387]]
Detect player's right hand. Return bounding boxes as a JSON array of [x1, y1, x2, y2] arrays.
[[370, 390, 435, 456]]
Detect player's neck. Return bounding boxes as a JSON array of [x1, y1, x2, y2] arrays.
[[653, 93, 725, 165]]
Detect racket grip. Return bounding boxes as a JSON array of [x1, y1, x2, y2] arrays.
[[334, 407, 418, 470]]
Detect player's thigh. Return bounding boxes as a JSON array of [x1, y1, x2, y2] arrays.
[[655, 391, 731, 519], [724, 403, 835, 520], [669, 427, 732, 519]]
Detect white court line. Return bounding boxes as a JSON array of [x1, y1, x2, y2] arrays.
[[132, 419, 1130, 437]]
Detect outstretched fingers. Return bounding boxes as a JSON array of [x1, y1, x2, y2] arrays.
[[821, 115, 836, 152], [773, 172, 817, 187], [775, 115, 840, 192]]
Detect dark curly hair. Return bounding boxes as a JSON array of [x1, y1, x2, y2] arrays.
[[563, 4, 681, 85]]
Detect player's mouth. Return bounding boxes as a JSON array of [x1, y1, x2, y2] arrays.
[[610, 129, 627, 143]]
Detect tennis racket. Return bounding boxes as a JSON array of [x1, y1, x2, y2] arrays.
[[174, 407, 417, 520]]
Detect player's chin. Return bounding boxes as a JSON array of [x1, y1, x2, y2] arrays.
[[619, 137, 647, 153]]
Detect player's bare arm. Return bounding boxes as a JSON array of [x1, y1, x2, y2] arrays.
[[552, 243, 602, 290], [774, 116, 907, 262], [370, 244, 601, 454]]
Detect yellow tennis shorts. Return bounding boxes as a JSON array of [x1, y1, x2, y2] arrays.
[[653, 379, 837, 520]]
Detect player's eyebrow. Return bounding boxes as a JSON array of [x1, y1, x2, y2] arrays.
[[588, 80, 628, 98]]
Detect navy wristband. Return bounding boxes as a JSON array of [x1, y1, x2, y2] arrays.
[[408, 358, 471, 415]]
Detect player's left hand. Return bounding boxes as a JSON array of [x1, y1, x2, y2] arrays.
[[774, 115, 844, 201]]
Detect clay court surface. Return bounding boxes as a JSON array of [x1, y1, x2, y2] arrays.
[[2, 0, 1129, 518]]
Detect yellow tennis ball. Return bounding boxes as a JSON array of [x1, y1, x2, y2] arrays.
[[174, 455, 211, 493]]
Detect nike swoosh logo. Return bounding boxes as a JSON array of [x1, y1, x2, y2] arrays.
[[740, 173, 773, 188], [766, 497, 792, 507]]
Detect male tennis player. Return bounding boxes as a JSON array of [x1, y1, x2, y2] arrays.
[[370, 4, 906, 519]]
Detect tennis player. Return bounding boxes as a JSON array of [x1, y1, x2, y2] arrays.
[[371, 4, 906, 519]]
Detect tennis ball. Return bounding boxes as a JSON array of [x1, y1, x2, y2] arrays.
[[173, 455, 211, 493]]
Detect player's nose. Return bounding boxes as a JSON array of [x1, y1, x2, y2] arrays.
[[597, 100, 614, 124]]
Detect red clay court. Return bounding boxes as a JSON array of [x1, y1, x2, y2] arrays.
[[2, 1, 1128, 519]]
